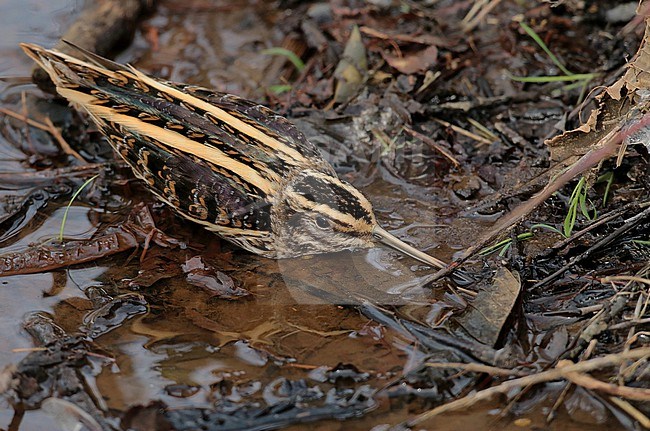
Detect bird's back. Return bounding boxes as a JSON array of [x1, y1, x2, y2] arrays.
[[20, 43, 334, 256]]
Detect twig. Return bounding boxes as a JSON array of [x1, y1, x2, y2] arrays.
[[532, 204, 650, 290], [563, 368, 650, 401], [424, 362, 527, 377], [462, 0, 503, 32], [399, 348, 650, 428], [433, 118, 493, 146], [403, 126, 461, 167], [43, 117, 87, 163], [0, 107, 50, 131], [0, 107, 87, 163], [609, 397, 650, 428], [0, 164, 104, 184]]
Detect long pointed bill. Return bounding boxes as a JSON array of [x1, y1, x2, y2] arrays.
[[372, 225, 446, 269]]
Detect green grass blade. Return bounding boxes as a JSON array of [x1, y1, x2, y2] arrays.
[[498, 242, 512, 257], [530, 223, 564, 236], [597, 172, 614, 205], [563, 204, 577, 237], [510, 73, 596, 83], [58, 174, 99, 242], [519, 22, 573, 76], [261, 48, 305, 72], [267, 84, 293, 94], [480, 238, 512, 255]]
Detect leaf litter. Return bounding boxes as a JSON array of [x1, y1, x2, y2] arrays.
[[1, 1, 650, 430]]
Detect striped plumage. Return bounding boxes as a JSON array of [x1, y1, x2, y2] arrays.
[[21, 42, 446, 268]]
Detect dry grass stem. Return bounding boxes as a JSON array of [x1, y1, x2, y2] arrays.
[[432, 118, 493, 146], [402, 347, 650, 428], [404, 126, 461, 166], [0, 107, 87, 163]]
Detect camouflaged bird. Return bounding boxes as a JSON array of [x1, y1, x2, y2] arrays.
[[21, 42, 446, 269]]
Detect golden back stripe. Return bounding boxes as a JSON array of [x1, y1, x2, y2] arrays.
[[58, 87, 277, 195], [21, 43, 121, 80], [128, 67, 307, 167], [22, 44, 307, 167]]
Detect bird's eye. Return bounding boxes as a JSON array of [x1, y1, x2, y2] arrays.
[[315, 216, 330, 229]]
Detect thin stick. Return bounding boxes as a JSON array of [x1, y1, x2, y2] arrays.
[[563, 369, 650, 401], [43, 117, 86, 163], [402, 347, 650, 428], [433, 118, 493, 146], [0, 107, 87, 163], [0, 107, 50, 131], [609, 397, 650, 428], [424, 362, 527, 377], [403, 126, 461, 167]]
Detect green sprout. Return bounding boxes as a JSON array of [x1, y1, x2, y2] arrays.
[[58, 174, 99, 242], [563, 176, 596, 238], [596, 171, 614, 205], [481, 177, 602, 257], [261, 48, 305, 72], [480, 224, 565, 257], [510, 22, 597, 97], [261, 48, 306, 95], [267, 84, 293, 95], [480, 232, 534, 257]]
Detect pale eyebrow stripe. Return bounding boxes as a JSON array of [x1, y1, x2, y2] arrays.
[[295, 171, 375, 222], [290, 194, 365, 230]]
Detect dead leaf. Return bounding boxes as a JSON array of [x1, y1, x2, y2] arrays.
[[333, 25, 367, 103], [447, 13, 650, 268], [182, 256, 249, 299], [548, 18, 650, 167], [359, 26, 447, 46], [382, 45, 438, 75], [0, 365, 16, 395], [455, 267, 521, 347], [41, 397, 103, 431]]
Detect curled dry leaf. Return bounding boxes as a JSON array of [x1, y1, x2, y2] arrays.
[[182, 256, 249, 299], [333, 25, 367, 103], [382, 45, 438, 75]]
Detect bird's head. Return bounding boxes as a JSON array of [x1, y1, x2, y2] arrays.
[[272, 170, 445, 268]]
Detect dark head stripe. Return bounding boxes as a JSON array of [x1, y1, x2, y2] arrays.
[[293, 175, 373, 223]]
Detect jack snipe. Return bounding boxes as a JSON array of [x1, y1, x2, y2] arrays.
[[21, 42, 446, 269]]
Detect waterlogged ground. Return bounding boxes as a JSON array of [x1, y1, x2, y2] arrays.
[[0, 1, 649, 430]]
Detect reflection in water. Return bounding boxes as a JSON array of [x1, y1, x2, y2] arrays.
[[84, 247, 454, 414], [277, 248, 448, 305]]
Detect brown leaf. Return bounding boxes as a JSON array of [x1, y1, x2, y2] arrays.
[[454, 267, 521, 347], [382, 46, 438, 75], [548, 19, 650, 165], [450, 12, 650, 267], [182, 256, 249, 299], [333, 25, 367, 103]]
